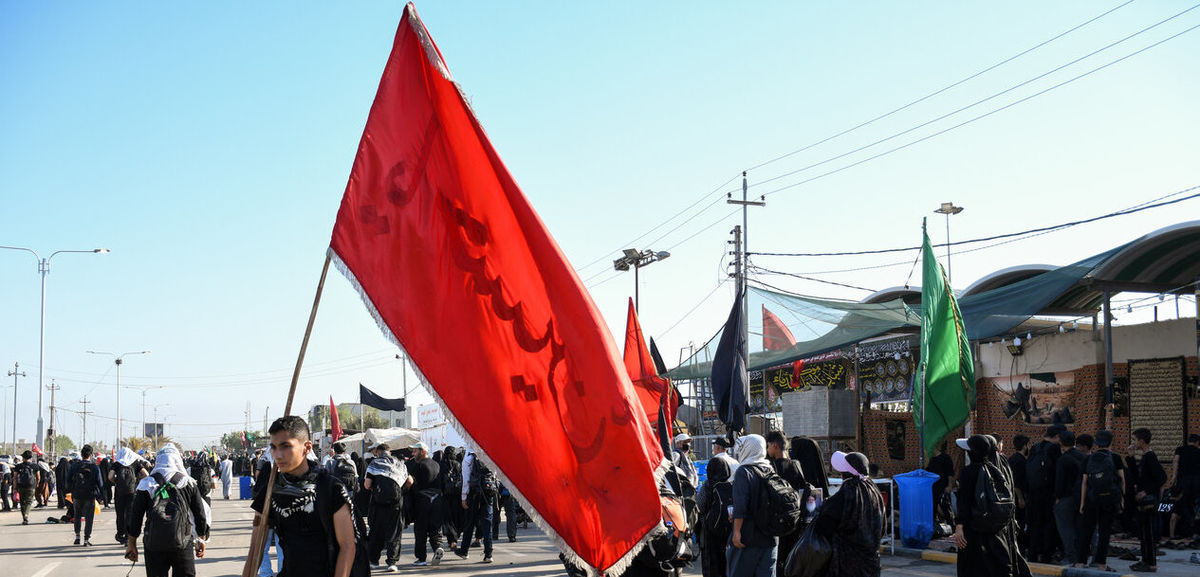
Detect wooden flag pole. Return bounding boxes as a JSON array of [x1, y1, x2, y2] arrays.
[[241, 253, 332, 577]]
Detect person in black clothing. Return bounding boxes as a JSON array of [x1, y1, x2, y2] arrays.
[[364, 443, 411, 571], [927, 442, 957, 528], [111, 448, 150, 545], [68, 444, 105, 545], [1167, 434, 1200, 539], [123, 444, 210, 577], [55, 456, 69, 509], [791, 436, 829, 497], [438, 446, 463, 548], [1128, 428, 1167, 573], [12, 451, 40, 525], [100, 455, 114, 508], [696, 456, 733, 577], [407, 442, 444, 566], [1025, 425, 1064, 563], [1008, 435, 1030, 552], [953, 435, 1032, 577], [456, 450, 495, 564], [814, 451, 886, 577], [251, 416, 359, 577], [765, 431, 806, 577], [1075, 429, 1124, 571], [1051, 431, 1084, 566]]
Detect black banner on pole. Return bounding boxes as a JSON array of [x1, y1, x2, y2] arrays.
[[359, 383, 406, 412]]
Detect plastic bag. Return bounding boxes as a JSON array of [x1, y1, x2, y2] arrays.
[[784, 522, 831, 577]]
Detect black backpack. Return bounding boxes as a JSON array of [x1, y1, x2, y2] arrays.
[[1085, 450, 1121, 506], [190, 462, 212, 494], [1025, 442, 1053, 491], [72, 462, 99, 497], [370, 474, 403, 506], [331, 456, 358, 492], [442, 460, 463, 497], [970, 461, 1016, 533], [469, 459, 498, 498], [143, 472, 192, 552], [703, 481, 733, 533], [114, 463, 139, 496], [15, 463, 36, 488], [751, 464, 804, 537]]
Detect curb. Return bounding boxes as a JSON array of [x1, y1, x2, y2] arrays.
[[892, 546, 1135, 577]]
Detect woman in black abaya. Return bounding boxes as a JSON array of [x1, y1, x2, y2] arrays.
[[696, 456, 733, 577], [953, 435, 1031, 577], [791, 436, 829, 496], [813, 451, 885, 577]]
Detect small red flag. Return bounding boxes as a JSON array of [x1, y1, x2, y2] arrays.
[[763, 304, 797, 352], [31, 443, 44, 456], [622, 298, 676, 428], [327, 4, 663, 574], [329, 396, 343, 441]]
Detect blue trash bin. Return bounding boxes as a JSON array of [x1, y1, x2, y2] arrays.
[[894, 469, 939, 549], [239, 475, 254, 500]]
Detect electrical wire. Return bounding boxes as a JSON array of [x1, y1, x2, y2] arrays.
[[751, 185, 1200, 258], [748, 3, 1199, 193], [742, 0, 1138, 175], [757, 20, 1200, 199], [747, 265, 877, 293]]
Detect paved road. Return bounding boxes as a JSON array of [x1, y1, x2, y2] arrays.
[[0, 500, 962, 577]]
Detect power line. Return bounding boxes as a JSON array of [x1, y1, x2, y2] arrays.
[[751, 185, 1200, 258], [758, 19, 1200, 199], [743, 0, 1140, 175], [747, 266, 877, 292]]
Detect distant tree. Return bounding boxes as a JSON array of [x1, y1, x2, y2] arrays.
[[121, 436, 146, 451], [307, 404, 388, 435], [52, 434, 76, 453], [220, 430, 265, 453]]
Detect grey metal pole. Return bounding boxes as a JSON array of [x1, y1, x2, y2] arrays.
[[634, 264, 640, 314], [116, 358, 122, 449], [8, 363, 26, 455], [1103, 291, 1114, 426], [37, 259, 47, 448], [944, 213, 952, 285], [742, 172, 749, 325]]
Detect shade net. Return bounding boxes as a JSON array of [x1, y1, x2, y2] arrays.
[[669, 246, 1126, 381]]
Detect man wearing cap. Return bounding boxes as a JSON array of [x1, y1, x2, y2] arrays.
[[407, 442, 444, 567], [673, 434, 699, 488], [712, 437, 738, 476]]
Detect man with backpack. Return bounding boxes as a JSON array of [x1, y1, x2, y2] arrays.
[[124, 444, 210, 577], [251, 416, 363, 577], [112, 447, 150, 545], [326, 443, 359, 493], [766, 431, 807, 577], [364, 443, 411, 572], [67, 444, 104, 545], [1025, 425, 1064, 563], [13, 450, 41, 525], [1052, 430, 1084, 566], [952, 435, 1029, 577], [1075, 429, 1125, 572], [729, 434, 791, 577], [404, 442, 444, 566], [188, 454, 213, 506], [456, 450, 498, 564]]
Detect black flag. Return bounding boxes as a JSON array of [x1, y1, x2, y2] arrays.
[[710, 292, 748, 433], [359, 383, 406, 413]]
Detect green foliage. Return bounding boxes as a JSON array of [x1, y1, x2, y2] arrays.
[[52, 434, 76, 453]]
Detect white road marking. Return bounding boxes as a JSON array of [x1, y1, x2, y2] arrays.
[[30, 561, 62, 577]]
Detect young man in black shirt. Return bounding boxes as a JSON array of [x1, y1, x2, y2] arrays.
[[251, 416, 357, 577], [1128, 427, 1167, 573], [1009, 434, 1031, 552], [406, 442, 444, 566], [1027, 425, 1064, 563], [1076, 429, 1124, 572], [68, 444, 105, 546], [1052, 431, 1084, 566]]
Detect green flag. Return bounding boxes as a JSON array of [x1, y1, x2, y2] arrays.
[[914, 219, 975, 460]]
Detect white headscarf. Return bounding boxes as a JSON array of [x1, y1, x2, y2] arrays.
[[116, 447, 147, 467], [137, 444, 195, 492], [734, 434, 770, 467]]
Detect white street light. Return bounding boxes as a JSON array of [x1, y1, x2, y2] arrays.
[[612, 248, 671, 314], [86, 350, 150, 451], [1, 245, 109, 453], [933, 203, 963, 285]]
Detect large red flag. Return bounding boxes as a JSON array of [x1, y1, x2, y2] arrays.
[[327, 4, 663, 574], [622, 298, 676, 428], [329, 396, 343, 442], [762, 304, 797, 352]]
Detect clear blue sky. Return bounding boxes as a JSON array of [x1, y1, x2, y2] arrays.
[[2, 1, 1197, 450]]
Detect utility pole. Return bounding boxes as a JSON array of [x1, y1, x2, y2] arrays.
[[727, 171, 764, 321], [46, 379, 61, 455], [79, 396, 93, 448], [8, 363, 27, 455], [263, 406, 269, 434], [729, 226, 743, 296]]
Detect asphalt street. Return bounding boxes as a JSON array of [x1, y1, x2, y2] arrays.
[[0, 499, 962, 577]]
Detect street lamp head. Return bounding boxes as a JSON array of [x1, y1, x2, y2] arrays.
[[934, 202, 964, 215], [622, 248, 640, 260], [93, 248, 110, 254], [654, 251, 671, 261], [612, 258, 631, 272]]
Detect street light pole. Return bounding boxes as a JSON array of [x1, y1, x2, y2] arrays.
[[7, 363, 26, 455], [86, 350, 150, 450], [613, 249, 672, 314], [1, 246, 109, 452], [933, 203, 964, 285]]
